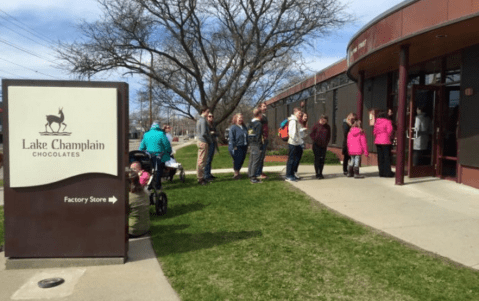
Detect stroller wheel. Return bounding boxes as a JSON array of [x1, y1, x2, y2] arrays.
[[179, 169, 186, 183], [152, 191, 168, 216]]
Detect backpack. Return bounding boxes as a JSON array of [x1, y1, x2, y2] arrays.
[[278, 119, 289, 141]]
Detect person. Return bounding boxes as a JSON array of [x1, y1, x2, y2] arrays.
[[228, 113, 249, 179], [247, 109, 264, 184], [285, 107, 304, 182], [196, 106, 213, 185], [255, 102, 269, 180], [373, 111, 395, 177], [128, 171, 150, 237], [347, 120, 369, 178], [139, 122, 171, 190], [204, 112, 218, 180], [130, 161, 151, 187], [310, 115, 331, 179], [413, 107, 432, 166], [163, 124, 173, 145], [342, 112, 358, 175], [300, 112, 309, 128]]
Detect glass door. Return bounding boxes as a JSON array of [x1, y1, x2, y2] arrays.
[[407, 85, 440, 178], [437, 87, 460, 180]]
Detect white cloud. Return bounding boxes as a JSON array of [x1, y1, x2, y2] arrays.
[[304, 56, 346, 75]]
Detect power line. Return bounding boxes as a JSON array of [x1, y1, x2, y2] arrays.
[[0, 9, 55, 45], [0, 38, 60, 67], [0, 57, 60, 79], [0, 69, 29, 79], [0, 21, 56, 52]]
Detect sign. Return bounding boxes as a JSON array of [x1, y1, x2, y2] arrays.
[[8, 87, 118, 187], [2, 80, 128, 261]]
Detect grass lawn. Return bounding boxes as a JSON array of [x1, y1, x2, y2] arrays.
[[151, 174, 479, 300], [175, 144, 340, 171]]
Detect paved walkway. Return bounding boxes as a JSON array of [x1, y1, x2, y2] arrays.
[[2, 144, 479, 300]]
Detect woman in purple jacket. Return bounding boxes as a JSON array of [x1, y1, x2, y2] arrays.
[[373, 111, 395, 177]]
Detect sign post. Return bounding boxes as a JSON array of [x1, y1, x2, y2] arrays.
[[2, 80, 128, 268]]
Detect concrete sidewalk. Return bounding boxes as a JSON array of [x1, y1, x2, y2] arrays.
[[290, 164, 479, 270], [0, 236, 180, 301]]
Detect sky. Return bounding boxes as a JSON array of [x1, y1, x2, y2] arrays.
[[0, 0, 406, 110]]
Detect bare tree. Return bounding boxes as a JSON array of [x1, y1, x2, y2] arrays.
[[57, 0, 351, 123]]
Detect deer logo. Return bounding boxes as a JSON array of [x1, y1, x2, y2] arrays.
[[42, 107, 69, 135]]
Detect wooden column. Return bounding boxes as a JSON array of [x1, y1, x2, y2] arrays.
[[395, 45, 409, 185], [356, 71, 365, 123]]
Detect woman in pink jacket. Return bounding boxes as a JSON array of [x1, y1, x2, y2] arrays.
[[373, 111, 395, 177], [347, 120, 369, 178]]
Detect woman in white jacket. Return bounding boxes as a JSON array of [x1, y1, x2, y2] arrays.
[[285, 107, 304, 181]]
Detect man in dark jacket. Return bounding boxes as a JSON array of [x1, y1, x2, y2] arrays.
[[247, 108, 263, 184], [310, 115, 331, 179]]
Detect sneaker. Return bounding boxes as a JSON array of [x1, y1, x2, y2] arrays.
[[233, 174, 241, 180], [258, 174, 268, 179], [285, 177, 297, 182], [316, 174, 324, 179], [209, 175, 217, 179], [198, 180, 207, 186], [250, 178, 262, 184], [294, 173, 301, 180]]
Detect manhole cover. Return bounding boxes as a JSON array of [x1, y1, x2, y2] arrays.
[[38, 278, 65, 289]]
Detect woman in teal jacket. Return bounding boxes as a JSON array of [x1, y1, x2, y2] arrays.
[[139, 122, 172, 189]]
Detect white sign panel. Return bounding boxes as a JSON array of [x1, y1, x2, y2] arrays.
[[8, 86, 118, 187]]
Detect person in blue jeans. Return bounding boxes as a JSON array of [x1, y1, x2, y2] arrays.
[[228, 113, 248, 179], [285, 107, 304, 182], [204, 113, 218, 180]]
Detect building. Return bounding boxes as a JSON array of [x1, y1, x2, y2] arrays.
[[265, 0, 479, 189]]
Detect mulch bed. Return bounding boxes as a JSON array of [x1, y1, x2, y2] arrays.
[[264, 155, 288, 162]]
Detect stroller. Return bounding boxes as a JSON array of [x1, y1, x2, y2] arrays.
[[129, 150, 169, 216], [162, 155, 186, 183]]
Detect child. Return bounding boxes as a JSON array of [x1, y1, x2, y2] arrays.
[[128, 171, 150, 237], [346, 120, 369, 178], [130, 161, 151, 187]]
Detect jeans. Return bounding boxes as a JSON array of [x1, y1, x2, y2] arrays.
[[151, 155, 165, 189], [313, 144, 327, 176], [286, 144, 303, 178], [204, 142, 216, 179], [255, 140, 268, 176], [248, 144, 262, 178], [348, 155, 361, 168], [230, 145, 248, 171], [376, 144, 392, 176]]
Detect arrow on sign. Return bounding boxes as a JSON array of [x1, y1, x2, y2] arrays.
[[108, 196, 118, 204]]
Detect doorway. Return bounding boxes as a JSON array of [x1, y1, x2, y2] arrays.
[[437, 87, 460, 180], [407, 85, 439, 178], [407, 85, 460, 180]]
